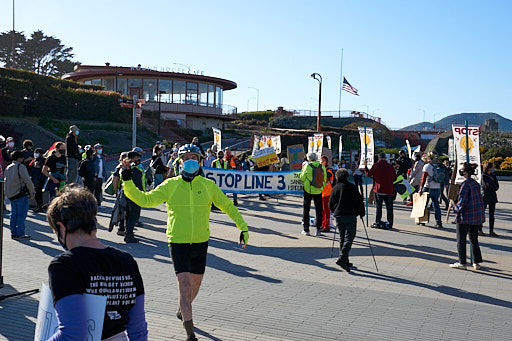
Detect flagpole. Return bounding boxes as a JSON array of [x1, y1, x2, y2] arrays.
[[338, 48, 343, 118], [364, 125, 369, 227]]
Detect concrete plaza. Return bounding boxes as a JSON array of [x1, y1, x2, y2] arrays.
[[1, 181, 511, 340]]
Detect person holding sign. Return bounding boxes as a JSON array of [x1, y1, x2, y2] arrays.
[[419, 152, 444, 228], [122, 144, 249, 341], [47, 186, 148, 340], [300, 152, 327, 236]]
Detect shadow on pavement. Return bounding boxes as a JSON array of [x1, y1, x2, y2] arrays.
[[0, 284, 39, 340]]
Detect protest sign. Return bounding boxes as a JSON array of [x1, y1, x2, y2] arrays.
[[34, 283, 106, 341], [358, 127, 374, 168], [204, 167, 303, 194], [252, 147, 278, 168], [212, 127, 222, 152], [452, 124, 481, 184], [326, 135, 332, 150], [287, 144, 305, 170], [313, 133, 323, 158]]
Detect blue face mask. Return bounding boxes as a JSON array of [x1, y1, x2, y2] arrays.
[[97, 149, 103, 154], [181, 159, 200, 179], [76, 130, 80, 136]]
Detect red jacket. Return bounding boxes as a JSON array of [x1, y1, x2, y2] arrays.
[[365, 160, 397, 196]]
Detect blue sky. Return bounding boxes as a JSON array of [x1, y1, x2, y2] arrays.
[[2, 0, 511, 128]]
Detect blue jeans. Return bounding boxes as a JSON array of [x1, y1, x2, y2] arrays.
[[423, 187, 441, 223], [10, 196, 29, 236], [153, 173, 164, 188]]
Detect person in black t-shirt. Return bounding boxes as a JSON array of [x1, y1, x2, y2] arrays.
[[47, 186, 147, 340], [42, 142, 67, 200]]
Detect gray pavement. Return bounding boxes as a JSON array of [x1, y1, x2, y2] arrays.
[[1, 181, 512, 340]]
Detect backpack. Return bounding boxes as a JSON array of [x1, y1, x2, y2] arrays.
[[310, 163, 325, 188], [78, 159, 89, 177], [432, 164, 446, 183]]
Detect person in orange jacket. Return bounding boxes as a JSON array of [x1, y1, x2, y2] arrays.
[[320, 155, 336, 232]]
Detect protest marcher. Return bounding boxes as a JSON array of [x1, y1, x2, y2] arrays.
[[352, 160, 364, 196], [121, 144, 248, 341], [203, 148, 215, 168], [480, 161, 499, 237], [396, 150, 412, 178], [419, 152, 444, 228], [320, 155, 335, 232], [46, 186, 148, 340], [300, 152, 327, 236], [119, 151, 145, 243], [92, 143, 108, 208], [213, 150, 226, 169], [21, 139, 35, 168], [407, 153, 424, 204], [42, 142, 67, 201], [5, 150, 35, 240], [329, 168, 365, 272], [2, 136, 15, 170], [29, 148, 47, 212], [151, 145, 167, 188], [278, 152, 290, 171], [167, 148, 179, 178], [440, 159, 452, 210], [191, 136, 206, 159], [365, 152, 397, 229], [224, 147, 241, 205], [332, 157, 340, 171], [80, 148, 97, 194], [111, 151, 129, 236], [65, 125, 80, 184], [450, 162, 484, 270], [239, 153, 252, 171], [82, 144, 91, 160]]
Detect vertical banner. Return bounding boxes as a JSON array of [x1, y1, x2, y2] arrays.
[[452, 124, 481, 184], [413, 145, 421, 156], [448, 138, 455, 162], [338, 135, 343, 159], [358, 127, 374, 168], [252, 135, 261, 155], [212, 127, 222, 152], [308, 136, 314, 155], [271, 136, 282, 154], [406, 139, 412, 159], [326, 135, 332, 150], [313, 133, 324, 158]]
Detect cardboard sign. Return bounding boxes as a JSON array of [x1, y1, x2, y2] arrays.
[[34, 283, 106, 341], [410, 192, 429, 218], [252, 147, 279, 167], [287, 144, 305, 170]]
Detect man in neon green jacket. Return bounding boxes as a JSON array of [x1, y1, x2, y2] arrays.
[[300, 152, 327, 236], [122, 144, 248, 341]]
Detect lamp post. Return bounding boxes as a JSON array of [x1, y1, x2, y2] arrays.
[[115, 72, 124, 93], [173, 63, 191, 73], [247, 97, 256, 112], [248, 86, 259, 112], [311, 73, 322, 132]]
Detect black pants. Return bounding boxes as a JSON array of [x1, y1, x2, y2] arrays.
[[353, 175, 363, 196], [440, 185, 449, 208], [456, 223, 483, 264], [34, 186, 43, 208], [303, 191, 322, 232], [482, 203, 496, 233], [335, 215, 357, 265], [125, 199, 141, 237], [375, 193, 394, 226], [94, 177, 104, 205]]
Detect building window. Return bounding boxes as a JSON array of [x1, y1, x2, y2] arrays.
[[216, 86, 223, 108], [187, 82, 198, 105], [128, 78, 142, 88], [116, 78, 127, 94], [158, 79, 172, 103], [143, 79, 157, 102], [91, 79, 102, 86], [84, 80, 91, 85], [103, 78, 114, 91], [208, 85, 215, 107], [198, 83, 208, 106], [173, 80, 185, 104]]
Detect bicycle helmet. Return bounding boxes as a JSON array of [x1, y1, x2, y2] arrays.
[[178, 144, 201, 158]]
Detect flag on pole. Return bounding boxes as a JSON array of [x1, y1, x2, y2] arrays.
[[338, 135, 343, 159], [342, 77, 359, 96]]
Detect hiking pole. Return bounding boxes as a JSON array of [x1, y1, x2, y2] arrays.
[[330, 221, 338, 258], [0, 288, 39, 302], [360, 217, 379, 272]]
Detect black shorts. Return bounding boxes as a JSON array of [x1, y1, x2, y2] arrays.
[[169, 242, 208, 274]]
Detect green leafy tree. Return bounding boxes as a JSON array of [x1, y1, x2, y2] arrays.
[[0, 30, 78, 76]]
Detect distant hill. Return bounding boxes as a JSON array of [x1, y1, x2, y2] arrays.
[[400, 113, 512, 132]]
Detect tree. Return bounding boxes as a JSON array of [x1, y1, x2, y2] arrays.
[[0, 30, 78, 77]]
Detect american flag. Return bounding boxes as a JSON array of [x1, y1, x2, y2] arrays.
[[342, 77, 359, 96]]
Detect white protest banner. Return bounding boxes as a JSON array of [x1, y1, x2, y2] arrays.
[[271, 135, 282, 154], [406, 139, 412, 159], [252, 146, 279, 168], [358, 127, 374, 168], [212, 127, 222, 152], [203, 167, 303, 194], [313, 133, 323, 158], [452, 124, 481, 184], [34, 283, 106, 341], [326, 135, 332, 150], [338, 135, 343, 159], [252, 135, 262, 155], [307, 136, 314, 154], [448, 138, 455, 162]]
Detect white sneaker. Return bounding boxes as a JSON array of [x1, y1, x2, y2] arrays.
[[315, 230, 324, 237], [473, 263, 481, 270], [301, 230, 310, 236], [449, 262, 467, 270]]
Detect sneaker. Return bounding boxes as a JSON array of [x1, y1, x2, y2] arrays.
[[489, 231, 499, 237], [176, 308, 182, 321], [336, 259, 351, 272], [135, 221, 144, 227], [315, 230, 324, 237], [124, 235, 139, 243], [435, 222, 443, 228], [371, 222, 381, 228], [473, 263, 481, 270], [449, 262, 467, 270], [11, 235, 19, 240], [117, 230, 125, 236], [478, 230, 486, 236], [19, 235, 31, 240], [301, 230, 310, 236], [186, 334, 198, 341]]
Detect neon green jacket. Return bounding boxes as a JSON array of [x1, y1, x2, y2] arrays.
[[123, 174, 248, 244], [299, 161, 327, 195]]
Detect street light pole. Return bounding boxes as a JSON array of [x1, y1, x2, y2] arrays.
[[248, 86, 259, 112], [311, 73, 322, 132]]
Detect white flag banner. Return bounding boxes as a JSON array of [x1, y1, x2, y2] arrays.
[[313, 133, 324, 158], [452, 124, 481, 184], [212, 127, 222, 152], [358, 127, 374, 168], [338, 135, 343, 159], [271, 135, 282, 154], [307, 136, 314, 155], [326, 135, 332, 150], [406, 139, 412, 159]]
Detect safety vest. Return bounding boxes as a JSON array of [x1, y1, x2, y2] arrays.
[[213, 159, 228, 169]]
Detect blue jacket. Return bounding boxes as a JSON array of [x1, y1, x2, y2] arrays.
[[91, 154, 108, 179]]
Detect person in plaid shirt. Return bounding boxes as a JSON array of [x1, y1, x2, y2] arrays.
[[450, 162, 484, 270]]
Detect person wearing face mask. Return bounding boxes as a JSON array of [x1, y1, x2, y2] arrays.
[[46, 186, 148, 341], [65, 125, 81, 185], [121, 144, 249, 341], [91, 143, 108, 208], [150, 145, 167, 188], [2, 136, 15, 170], [480, 161, 499, 237], [203, 148, 215, 168], [21, 139, 35, 168], [42, 142, 68, 201], [29, 148, 47, 212]]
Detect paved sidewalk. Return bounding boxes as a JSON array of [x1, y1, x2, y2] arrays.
[[1, 182, 512, 340]]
